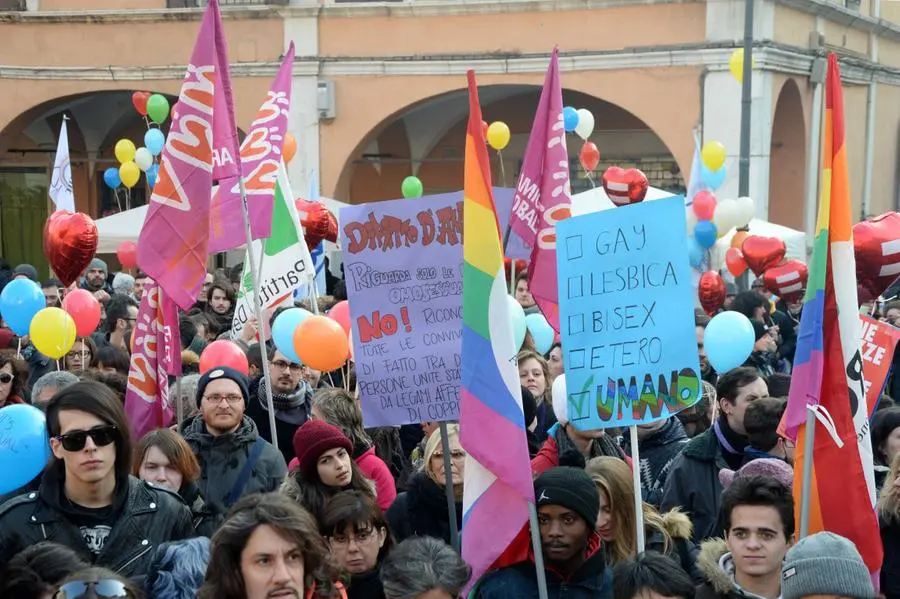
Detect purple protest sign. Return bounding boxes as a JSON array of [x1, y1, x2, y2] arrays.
[[341, 188, 513, 427]]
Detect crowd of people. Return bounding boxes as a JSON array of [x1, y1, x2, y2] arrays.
[[0, 258, 897, 599]]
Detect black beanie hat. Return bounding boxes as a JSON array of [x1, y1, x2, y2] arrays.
[[195, 366, 250, 408], [534, 467, 600, 527]]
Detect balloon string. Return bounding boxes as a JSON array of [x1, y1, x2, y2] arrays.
[[586, 173, 596, 189], [16, 338, 21, 360], [56, 360, 60, 372], [496, 150, 508, 188], [81, 344, 86, 370]]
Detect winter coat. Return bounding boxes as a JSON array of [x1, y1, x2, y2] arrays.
[[244, 383, 311, 465], [532, 425, 629, 476], [181, 415, 287, 517], [660, 428, 730, 542], [356, 446, 397, 511], [535, 401, 558, 443], [346, 566, 386, 599], [386, 472, 461, 546], [695, 539, 773, 599], [626, 418, 689, 507], [475, 534, 612, 599], [880, 512, 900, 599], [646, 509, 703, 584], [0, 474, 194, 580], [179, 479, 220, 537]]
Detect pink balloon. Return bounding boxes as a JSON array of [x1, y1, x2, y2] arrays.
[[692, 191, 717, 221], [328, 300, 352, 336], [62, 289, 102, 337], [199, 340, 249, 376]]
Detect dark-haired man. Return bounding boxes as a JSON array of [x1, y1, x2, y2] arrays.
[[0, 381, 194, 579], [92, 293, 138, 351], [743, 398, 792, 464], [613, 551, 695, 599], [696, 476, 794, 599], [662, 367, 769, 541]]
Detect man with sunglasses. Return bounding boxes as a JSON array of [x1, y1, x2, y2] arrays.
[[245, 347, 313, 464], [181, 366, 287, 520], [0, 381, 195, 580]]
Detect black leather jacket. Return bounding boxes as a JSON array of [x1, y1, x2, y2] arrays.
[[0, 474, 195, 580]]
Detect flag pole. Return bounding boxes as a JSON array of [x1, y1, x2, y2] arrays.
[[527, 502, 551, 599], [438, 422, 460, 552], [630, 426, 646, 552], [239, 177, 280, 452], [798, 405, 817, 538]]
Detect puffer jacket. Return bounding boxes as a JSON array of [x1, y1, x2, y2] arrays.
[[695, 539, 772, 599], [0, 474, 194, 580], [646, 509, 702, 584], [181, 415, 287, 517]]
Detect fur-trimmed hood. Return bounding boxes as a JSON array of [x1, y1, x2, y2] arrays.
[[697, 539, 772, 599], [279, 471, 304, 504], [659, 508, 693, 540]]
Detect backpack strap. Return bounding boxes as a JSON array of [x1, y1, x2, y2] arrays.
[[224, 437, 266, 508]]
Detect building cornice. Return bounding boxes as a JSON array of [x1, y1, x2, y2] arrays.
[[0, 42, 895, 85]]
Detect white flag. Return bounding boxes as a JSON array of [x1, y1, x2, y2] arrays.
[[231, 162, 315, 339], [49, 119, 75, 212]]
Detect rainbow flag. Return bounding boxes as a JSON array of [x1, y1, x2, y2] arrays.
[[460, 70, 535, 592], [781, 53, 882, 573]]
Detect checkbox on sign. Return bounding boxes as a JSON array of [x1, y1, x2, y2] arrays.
[[565, 235, 583, 260], [568, 275, 584, 299], [568, 313, 585, 335], [569, 348, 586, 369]]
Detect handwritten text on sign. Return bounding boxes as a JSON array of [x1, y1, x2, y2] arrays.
[[860, 315, 900, 414], [556, 196, 702, 429]]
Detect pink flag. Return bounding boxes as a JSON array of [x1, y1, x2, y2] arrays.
[[136, 0, 241, 310], [124, 282, 182, 441], [507, 48, 571, 331], [208, 43, 295, 252]]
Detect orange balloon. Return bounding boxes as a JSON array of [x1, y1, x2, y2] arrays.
[[293, 315, 348, 372], [283, 133, 297, 164], [731, 230, 748, 249]]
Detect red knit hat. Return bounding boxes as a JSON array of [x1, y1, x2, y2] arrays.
[[292, 420, 353, 476]]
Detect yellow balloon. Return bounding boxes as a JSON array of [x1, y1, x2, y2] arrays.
[[729, 49, 756, 83], [119, 161, 141, 189], [701, 141, 727, 172], [30, 307, 76, 360], [114, 138, 136, 164], [486, 121, 511, 151]]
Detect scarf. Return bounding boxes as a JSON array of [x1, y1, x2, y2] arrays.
[[205, 306, 234, 335], [714, 415, 749, 470], [255, 380, 311, 426], [555, 425, 627, 469]]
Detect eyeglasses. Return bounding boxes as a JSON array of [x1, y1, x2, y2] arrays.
[[271, 360, 302, 372], [66, 351, 91, 360], [330, 527, 380, 546], [55, 425, 119, 452], [54, 579, 133, 599], [203, 393, 244, 405], [432, 450, 467, 461], [0, 373, 12, 384]]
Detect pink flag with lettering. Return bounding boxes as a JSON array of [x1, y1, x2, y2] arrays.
[[137, 0, 241, 310], [124, 282, 182, 441], [208, 43, 295, 252], [507, 48, 571, 331]]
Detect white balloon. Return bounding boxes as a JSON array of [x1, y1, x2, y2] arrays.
[[134, 147, 154, 172], [735, 196, 755, 227], [551, 375, 568, 424], [714, 198, 739, 233], [574, 109, 595, 140]]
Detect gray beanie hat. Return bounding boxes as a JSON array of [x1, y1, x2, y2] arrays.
[[89, 257, 108, 274], [781, 532, 874, 599]]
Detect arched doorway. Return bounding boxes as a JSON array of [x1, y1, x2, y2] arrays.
[[768, 79, 806, 230], [339, 85, 684, 205]]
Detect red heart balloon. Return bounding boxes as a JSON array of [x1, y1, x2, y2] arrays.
[[698, 271, 726, 316], [601, 166, 648, 206], [43, 210, 98, 288], [741, 235, 786, 277], [725, 247, 747, 277], [132, 91, 150, 116], [762, 259, 809, 303], [295, 198, 338, 249], [854, 212, 900, 303]]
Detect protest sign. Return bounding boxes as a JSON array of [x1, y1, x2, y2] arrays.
[[342, 189, 513, 427], [860, 314, 900, 414], [555, 196, 702, 430]]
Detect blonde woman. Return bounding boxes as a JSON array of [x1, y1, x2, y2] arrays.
[[517, 349, 557, 441], [586, 456, 701, 582]]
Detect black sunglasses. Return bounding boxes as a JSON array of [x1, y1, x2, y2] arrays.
[[0, 373, 12, 384], [54, 580, 133, 599], [55, 425, 119, 452]]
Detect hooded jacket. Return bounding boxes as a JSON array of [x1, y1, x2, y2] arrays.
[[695, 539, 775, 599], [0, 473, 194, 580], [181, 414, 287, 517], [646, 509, 703, 583], [474, 533, 612, 599]]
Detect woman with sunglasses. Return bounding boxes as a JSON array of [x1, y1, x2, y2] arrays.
[[54, 566, 143, 599], [0, 352, 25, 407]]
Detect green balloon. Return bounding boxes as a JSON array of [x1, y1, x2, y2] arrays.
[[401, 176, 423, 199], [147, 94, 170, 125]]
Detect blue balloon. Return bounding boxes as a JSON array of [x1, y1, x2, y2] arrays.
[[271, 308, 312, 365], [0, 279, 45, 336], [687, 237, 704, 268], [562, 106, 580, 133], [0, 405, 50, 495], [144, 128, 166, 157], [103, 167, 121, 189], [147, 164, 159, 188], [508, 296, 526, 349], [701, 164, 727, 190], [526, 313, 555, 355], [694, 220, 718, 249], [705, 311, 755, 373]]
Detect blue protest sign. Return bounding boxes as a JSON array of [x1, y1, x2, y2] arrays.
[[555, 196, 702, 430]]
